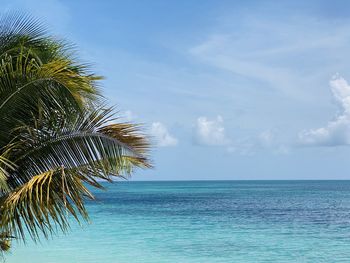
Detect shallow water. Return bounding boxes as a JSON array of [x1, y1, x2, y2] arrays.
[[7, 181, 350, 262]]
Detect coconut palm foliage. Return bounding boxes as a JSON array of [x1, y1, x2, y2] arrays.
[[0, 13, 151, 248]]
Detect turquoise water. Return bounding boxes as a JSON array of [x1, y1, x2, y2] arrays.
[[7, 180, 350, 262]]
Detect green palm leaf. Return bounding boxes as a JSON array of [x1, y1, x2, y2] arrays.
[[0, 13, 151, 248]]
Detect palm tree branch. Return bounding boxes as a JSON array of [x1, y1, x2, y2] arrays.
[[0, 168, 95, 241]]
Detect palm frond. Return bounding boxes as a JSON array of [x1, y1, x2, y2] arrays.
[[0, 13, 152, 245], [0, 168, 94, 241], [0, 12, 46, 57], [9, 107, 150, 188]]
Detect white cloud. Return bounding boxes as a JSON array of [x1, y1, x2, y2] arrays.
[[193, 115, 230, 146], [193, 116, 288, 154], [150, 122, 178, 147], [258, 130, 274, 148], [227, 130, 289, 155], [298, 75, 350, 146]]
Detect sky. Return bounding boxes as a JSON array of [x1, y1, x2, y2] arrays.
[[3, 0, 350, 180]]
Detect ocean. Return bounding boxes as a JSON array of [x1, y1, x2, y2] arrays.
[[7, 180, 350, 262]]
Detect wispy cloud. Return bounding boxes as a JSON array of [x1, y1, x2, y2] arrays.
[[189, 16, 350, 101], [150, 122, 178, 147], [228, 130, 289, 155], [298, 75, 350, 146]]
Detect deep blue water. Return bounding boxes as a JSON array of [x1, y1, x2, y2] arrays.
[[7, 181, 350, 262]]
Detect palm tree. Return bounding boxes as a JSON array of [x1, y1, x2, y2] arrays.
[[0, 13, 151, 251]]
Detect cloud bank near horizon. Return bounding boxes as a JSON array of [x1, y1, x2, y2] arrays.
[[299, 75, 350, 147]]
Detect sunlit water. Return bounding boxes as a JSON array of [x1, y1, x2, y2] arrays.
[[7, 181, 350, 262]]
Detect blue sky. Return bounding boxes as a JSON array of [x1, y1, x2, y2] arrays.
[[4, 0, 350, 180]]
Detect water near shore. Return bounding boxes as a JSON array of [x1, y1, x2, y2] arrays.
[[7, 180, 350, 262]]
